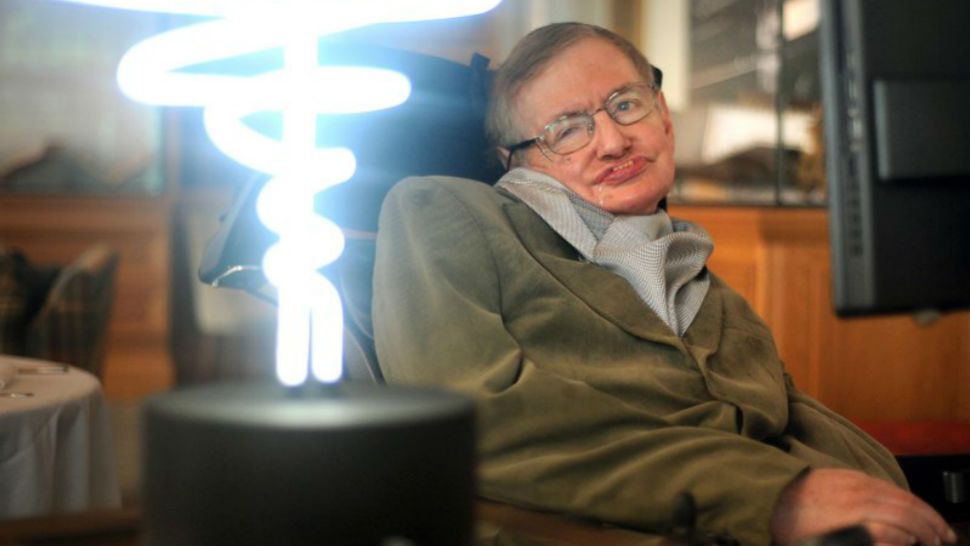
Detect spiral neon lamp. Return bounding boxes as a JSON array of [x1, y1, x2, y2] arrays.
[[60, 0, 500, 386], [58, 2, 496, 545]]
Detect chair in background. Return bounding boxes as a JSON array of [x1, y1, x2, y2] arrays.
[[0, 245, 59, 356], [26, 244, 119, 380]]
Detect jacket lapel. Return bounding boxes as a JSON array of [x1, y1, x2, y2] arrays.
[[502, 199, 684, 347], [681, 276, 725, 365]]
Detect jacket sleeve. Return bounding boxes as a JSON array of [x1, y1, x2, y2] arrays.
[[780, 373, 907, 488], [373, 178, 810, 546]]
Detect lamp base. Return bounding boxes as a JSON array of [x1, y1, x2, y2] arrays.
[[143, 381, 476, 546]]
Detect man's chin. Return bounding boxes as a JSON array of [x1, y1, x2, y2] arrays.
[[602, 192, 668, 216]]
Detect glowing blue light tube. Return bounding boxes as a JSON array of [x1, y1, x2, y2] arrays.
[[59, 0, 502, 385]]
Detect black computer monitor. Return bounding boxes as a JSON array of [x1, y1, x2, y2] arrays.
[[819, 0, 970, 316]]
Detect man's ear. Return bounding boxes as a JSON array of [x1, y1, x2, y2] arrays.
[[657, 90, 674, 138], [496, 146, 512, 168]]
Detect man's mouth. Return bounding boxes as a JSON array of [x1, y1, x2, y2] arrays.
[[596, 157, 647, 185]]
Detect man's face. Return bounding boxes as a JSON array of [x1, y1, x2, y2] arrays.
[[513, 38, 675, 215]]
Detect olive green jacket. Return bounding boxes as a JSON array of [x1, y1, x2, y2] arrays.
[[373, 176, 905, 546]]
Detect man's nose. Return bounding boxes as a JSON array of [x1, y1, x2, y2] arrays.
[[592, 111, 631, 158]]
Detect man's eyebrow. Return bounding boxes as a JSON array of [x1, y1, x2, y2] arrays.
[[552, 81, 641, 121], [605, 81, 642, 100], [547, 107, 588, 121], [543, 81, 644, 125]]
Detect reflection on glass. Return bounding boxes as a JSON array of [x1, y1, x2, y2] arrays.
[[779, 0, 824, 205], [669, 0, 824, 206]]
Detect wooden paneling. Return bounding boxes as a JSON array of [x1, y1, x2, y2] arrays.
[[0, 194, 174, 398], [671, 205, 970, 423], [4, 194, 966, 417]]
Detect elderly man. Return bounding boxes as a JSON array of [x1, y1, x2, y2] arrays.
[[372, 22, 954, 546]]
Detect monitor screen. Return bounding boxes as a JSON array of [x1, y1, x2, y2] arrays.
[[819, 0, 970, 316]]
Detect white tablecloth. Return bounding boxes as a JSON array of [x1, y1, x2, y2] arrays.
[[0, 354, 121, 519]]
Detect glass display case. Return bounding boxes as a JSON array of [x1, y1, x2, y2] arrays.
[[667, 0, 825, 207], [0, 0, 825, 206]]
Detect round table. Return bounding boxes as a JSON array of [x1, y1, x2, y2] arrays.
[[0, 354, 121, 519]]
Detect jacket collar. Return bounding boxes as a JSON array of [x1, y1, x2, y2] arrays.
[[500, 195, 724, 353]]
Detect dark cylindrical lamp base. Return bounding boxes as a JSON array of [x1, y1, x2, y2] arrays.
[[143, 381, 476, 546]]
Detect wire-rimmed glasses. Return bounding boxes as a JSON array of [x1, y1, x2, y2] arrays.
[[504, 80, 660, 171]]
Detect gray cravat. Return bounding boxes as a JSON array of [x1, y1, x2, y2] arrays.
[[497, 168, 713, 336]]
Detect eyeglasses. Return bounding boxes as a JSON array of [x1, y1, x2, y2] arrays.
[[504, 79, 661, 171]]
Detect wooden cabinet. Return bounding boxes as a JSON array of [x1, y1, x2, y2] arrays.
[[672, 205, 970, 423], [0, 194, 174, 398]]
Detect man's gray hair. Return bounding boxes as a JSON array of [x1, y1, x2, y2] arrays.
[[486, 22, 657, 151]]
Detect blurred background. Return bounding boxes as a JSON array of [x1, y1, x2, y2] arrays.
[[0, 0, 967, 507]]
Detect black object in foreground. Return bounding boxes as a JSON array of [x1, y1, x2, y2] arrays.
[[793, 526, 872, 546]]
